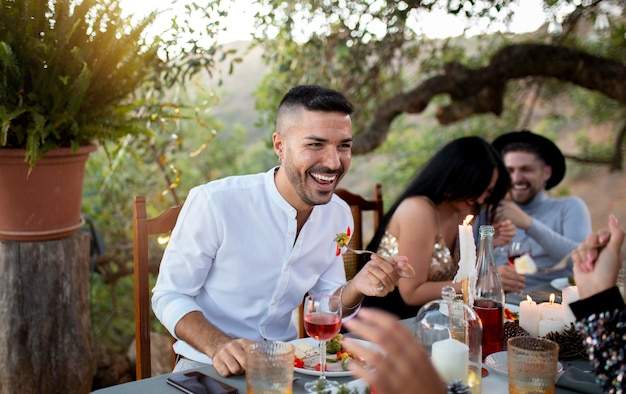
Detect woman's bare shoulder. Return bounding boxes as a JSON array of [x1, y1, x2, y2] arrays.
[[395, 196, 438, 222]]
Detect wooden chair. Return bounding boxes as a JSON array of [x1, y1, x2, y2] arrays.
[[133, 195, 182, 380], [335, 183, 384, 280]]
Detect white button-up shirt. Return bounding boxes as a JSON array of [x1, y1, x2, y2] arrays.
[[152, 167, 354, 363]]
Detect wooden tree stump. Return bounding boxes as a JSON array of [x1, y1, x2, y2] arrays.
[[0, 231, 95, 394]]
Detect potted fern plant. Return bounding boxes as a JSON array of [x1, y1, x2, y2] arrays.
[[0, 0, 159, 240]]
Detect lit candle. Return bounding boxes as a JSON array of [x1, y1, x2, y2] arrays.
[[538, 319, 565, 336], [519, 295, 541, 337], [561, 286, 580, 325], [538, 293, 565, 336], [539, 294, 563, 322], [431, 338, 469, 383], [453, 215, 476, 305]]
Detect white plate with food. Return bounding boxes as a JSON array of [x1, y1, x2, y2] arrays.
[[291, 337, 376, 377], [504, 303, 520, 321], [485, 351, 563, 376], [550, 277, 573, 291]]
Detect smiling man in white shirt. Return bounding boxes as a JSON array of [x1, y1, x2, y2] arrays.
[[152, 85, 408, 377]]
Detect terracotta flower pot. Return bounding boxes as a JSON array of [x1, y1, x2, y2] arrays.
[[0, 145, 97, 241]]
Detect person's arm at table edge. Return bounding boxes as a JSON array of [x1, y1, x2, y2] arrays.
[[569, 286, 625, 320], [335, 280, 364, 316], [175, 311, 236, 358], [175, 311, 252, 376]]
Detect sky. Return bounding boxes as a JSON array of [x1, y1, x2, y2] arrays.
[[118, 0, 549, 44]]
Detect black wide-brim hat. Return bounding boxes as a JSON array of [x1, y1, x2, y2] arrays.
[[492, 130, 566, 190]]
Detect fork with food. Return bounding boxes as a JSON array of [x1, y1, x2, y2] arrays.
[[334, 230, 415, 279]]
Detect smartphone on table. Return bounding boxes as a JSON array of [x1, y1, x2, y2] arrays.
[[166, 371, 239, 394]]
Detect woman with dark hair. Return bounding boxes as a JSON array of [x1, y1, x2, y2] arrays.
[[359, 136, 512, 319]]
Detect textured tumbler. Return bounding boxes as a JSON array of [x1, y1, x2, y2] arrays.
[[246, 340, 295, 394], [507, 337, 559, 394]]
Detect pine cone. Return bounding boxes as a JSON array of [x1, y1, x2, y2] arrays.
[[543, 323, 587, 360], [504, 320, 530, 341], [447, 379, 470, 394]]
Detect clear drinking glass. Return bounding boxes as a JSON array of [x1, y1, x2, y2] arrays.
[[302, 294, 342, 393]]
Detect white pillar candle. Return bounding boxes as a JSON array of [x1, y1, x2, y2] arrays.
[[453, 215, 477, 305], [431, 338, 469, 383], [457, 215, 476, 275], [539, 294, 563, 322], [561, 286, 580, 325], [519, 295, 541, 337], [538, 319, 565, 336]]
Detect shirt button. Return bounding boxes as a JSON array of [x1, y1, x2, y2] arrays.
[[271, 300, 277, 305]]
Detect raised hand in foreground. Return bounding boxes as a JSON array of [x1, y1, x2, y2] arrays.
[[569, 214, 625, 394], [342, 308, 446, 394], [572, 214, 624, 299]]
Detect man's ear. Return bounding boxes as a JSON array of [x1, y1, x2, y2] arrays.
[[543, 165, 553, 184], [272, 132, 284, 160]]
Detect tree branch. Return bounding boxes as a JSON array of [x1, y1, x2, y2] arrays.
[[563, 154, 612, 165], [354, 43, 626, 155]]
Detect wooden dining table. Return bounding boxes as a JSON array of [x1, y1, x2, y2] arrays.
[[92, 283, 598, 394]]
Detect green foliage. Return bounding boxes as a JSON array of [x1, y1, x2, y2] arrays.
[[575, 129, 614, 160], [0, 0, 160, 166], [250, 0, 524, 136], [89, 273, 138, 353], [0, 0, 240, 168], [570, 85, 625, 124]]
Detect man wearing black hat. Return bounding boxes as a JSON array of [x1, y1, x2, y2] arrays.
[[492, 130, 592, 293]]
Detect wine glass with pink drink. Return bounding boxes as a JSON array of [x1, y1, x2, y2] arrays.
[[507, 241, 532, 267], [303, 294, 342, 392]]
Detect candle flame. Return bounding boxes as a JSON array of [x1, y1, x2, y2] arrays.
[[549, 293, 555, 304], [526, 295, 533, 303], [463, 215, 474, 226]]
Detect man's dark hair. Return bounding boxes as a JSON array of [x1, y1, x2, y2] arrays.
[[278, 85, 354, 115], [501, 142, 545, 164]]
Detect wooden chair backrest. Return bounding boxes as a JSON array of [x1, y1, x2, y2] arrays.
[[133, 195, 182, 380], [334, 183, 384, 280]]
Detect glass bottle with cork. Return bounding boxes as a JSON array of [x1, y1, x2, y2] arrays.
[[473, 225, 505, 359]]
